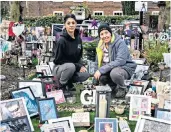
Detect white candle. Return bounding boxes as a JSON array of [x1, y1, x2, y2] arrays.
[[99, 95, 107, 118]]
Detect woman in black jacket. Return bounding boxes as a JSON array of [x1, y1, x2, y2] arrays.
[[53, 14, 90, 90]]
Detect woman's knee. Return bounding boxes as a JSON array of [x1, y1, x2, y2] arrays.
[[64, 63, 76, 72], [110, 70, 123, 83]]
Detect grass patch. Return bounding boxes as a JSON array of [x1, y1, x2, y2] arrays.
[[31, 82, 136, 131], [32, 110, 136, 132]]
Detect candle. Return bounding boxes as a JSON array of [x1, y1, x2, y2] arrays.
[[99, 95, 107, 118]]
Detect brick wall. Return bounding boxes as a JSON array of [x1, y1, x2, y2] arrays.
[[22, 1, 159, 18], [22, 1, 122, 17]]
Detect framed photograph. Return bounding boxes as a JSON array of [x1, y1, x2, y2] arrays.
[[134, 115, 171, 132], [37, 98, 58, 123], [44, 125, 66, 132], [46, 90, 66, 104], [87, 60, 98, 75], [129, 95, 151, 121], [18, 80, 46, 98], [95, 118, 118, 132], [10, 87, 38, 117], [48, 117, 75, 132], [126, 84, 144, 96], [155, 108, 171, 121], [134, 65, 149, 80], [1, 116, 31, 132], [156, 81, 170, 96], [124, 80, 149, 92], [0, 98, 34, 131], [36, 65, 53, 76], [133, 80, 149, 92], [158, 94, 171, 109], [132, 58, 146, 65]]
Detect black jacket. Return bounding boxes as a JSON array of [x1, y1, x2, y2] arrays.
[[53, 29, 83, 71]]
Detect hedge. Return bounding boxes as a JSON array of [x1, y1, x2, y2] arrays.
[[23, 15, 139, 27]]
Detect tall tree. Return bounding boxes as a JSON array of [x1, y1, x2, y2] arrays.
[[157, 1, 167, 31], [1, 1, 10, 20], [10, 1, 20, 22], [122, 1, 139, 15]]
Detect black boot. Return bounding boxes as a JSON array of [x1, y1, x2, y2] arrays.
[[115, 85, 126, 98]]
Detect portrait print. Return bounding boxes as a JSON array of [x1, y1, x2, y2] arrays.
[[127, 85, 143, 96], [0, 98, 34, 131], [0, 99, 27, 121], [95, 118, 118, 132], [11, 87, 38, 117], [18, 81, 45, 98], [46, 90, 66, 104], [135, 116, 171, 132], [36, 65, 52, 76], [155, 108, 171, 121], [1, 116, 31, 132], [129, 95, 151, 121], [48, 117, 75, 132], [38, 98, 58, 123], [100, 122, 113, 132]]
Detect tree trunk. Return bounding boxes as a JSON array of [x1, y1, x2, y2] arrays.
[[158, 6, 167, 32]]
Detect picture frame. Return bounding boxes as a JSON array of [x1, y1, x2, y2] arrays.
[[43, 124, 66, 132], [37, 97, 58, 123], [10, 86, 39, 117], [36, 65, 53, 76], [134, 65, 149, 80], [156, 81, 170, 97], [1, 116, 32, 132], [129, 95, 151, 121], [124, 80, 149, 89], [126, 84, 144, 97], [48, 116, 75, 132], [18, 80, 46, 98], [134, 115, 171, 132], [0, 98, 34, 131], [155, 107, 171, 121], [95, 118, 118, 132], [46, 90, 66, 104], [158, 94, 171, 109]]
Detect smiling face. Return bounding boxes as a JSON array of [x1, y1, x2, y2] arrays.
[[65, 18, 77, 34], [104, 123, 112, 132], [99, 30, 112, 44]]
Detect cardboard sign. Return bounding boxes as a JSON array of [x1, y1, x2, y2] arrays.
[[72, 112, 90, 127]]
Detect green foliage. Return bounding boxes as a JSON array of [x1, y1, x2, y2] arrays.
[[92, 15, 138, 24], [1, 2, 10, 20], [122, 1, 139, 15], [144, 40, 169, 66], [23, 16, 63, 27], [83, 41, 97, 50], [32, 58, 38, 66], [10, 1, 20, 22]]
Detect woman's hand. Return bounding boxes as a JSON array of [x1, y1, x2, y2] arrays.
[[80, 66, 87, 73], [94, 70, 101, 80]]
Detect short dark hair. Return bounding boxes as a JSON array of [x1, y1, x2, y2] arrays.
[[64, 14, 77, 23]]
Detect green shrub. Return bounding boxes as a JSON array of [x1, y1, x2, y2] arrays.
[[92, 15, 138, 24], [23, 15, 63, 27], [144, 40, 169, 66]]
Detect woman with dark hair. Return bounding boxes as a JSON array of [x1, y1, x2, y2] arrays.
[[53, 14, 90, 90]]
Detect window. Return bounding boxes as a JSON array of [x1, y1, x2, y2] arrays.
[[113, 11, 123, 16], [152, 11, 159, 15], [93, 11, 104, 16], [53, 11, 64, 16]]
